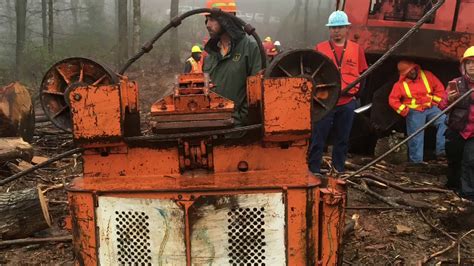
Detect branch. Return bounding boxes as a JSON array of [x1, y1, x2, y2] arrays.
[[423, 229, 474, 263], [359, 173, 451, 193], [0, 235, 72, 247]]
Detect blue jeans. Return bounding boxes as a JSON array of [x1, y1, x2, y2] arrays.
[[406, 106, 447, 163], [308, 100, 356, 173]]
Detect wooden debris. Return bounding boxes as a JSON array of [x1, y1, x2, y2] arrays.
[[31, 156, 49, 165], [0, 137, 33, 163], [395, 224, 413, 235], [0, 235, 71, 247], [0, 187, 51, 240], [0, 82, 34, 142], [359, 173, 451, 194]]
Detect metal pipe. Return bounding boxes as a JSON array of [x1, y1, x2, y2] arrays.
[[119, 8, 266, 75], [340, 0, 446, 96], [343, 88, 474, 181]]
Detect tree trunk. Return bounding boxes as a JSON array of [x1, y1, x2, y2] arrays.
[[85, 0, 105, 29], [168, 0, 180, 65], [0, 82, 35, 142], [0, 138, 33, 163], [303, 0, 310, 45], [6, 0, 14, 37], [132, 0, 141, 53], [48, 0, 53, 53], [70, 0, 79, 30], [41, 0, 47, 48], [117, 0, 129, 67], [15, 0, 27, 79], [0, 187, 51, 240]]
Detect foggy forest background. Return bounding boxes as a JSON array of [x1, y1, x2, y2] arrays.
[[0, 0, 334, 101]]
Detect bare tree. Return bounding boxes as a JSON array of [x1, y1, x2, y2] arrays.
[[6, 0, 14, 36], [132, 0, 141, 53], [15, 0, 27, 79], [42, 0, 47, 48], [48, 0, 53, 53], [118, 0, 129, 67], [304, 0, 309, 45], [70, 0, 79, 30], [168, 0, 180, 65]]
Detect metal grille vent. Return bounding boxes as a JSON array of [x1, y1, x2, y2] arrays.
[[115, 211, 152, 265], [227, 207, 266, 265]]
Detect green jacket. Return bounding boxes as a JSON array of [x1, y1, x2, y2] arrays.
[[204, 34, 262, 126]]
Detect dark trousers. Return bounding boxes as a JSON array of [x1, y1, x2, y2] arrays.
[[446, 129, 474, 199], [308, 100, 356, 173], [461, 137, 474, 199], [445, 130, 464, 189]]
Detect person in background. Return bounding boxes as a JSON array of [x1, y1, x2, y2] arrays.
[[274, 40, 282, 53], [389, 60, 446, 164], [262, 36, 277, 58], [308, 10, 368, 175], [184, 45, 204, 73], [441, 46, 474, 201]]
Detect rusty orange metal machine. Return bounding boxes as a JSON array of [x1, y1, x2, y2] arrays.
[[40, 10, 346, 265]]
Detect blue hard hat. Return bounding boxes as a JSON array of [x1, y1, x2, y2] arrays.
[[326, 10, 351, 27]]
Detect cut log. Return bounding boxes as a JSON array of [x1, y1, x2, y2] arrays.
[[0, 82, 34, 142], [0, 187, 51, 240], [0, 137, 33, 163]]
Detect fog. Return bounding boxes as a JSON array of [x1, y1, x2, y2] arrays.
[[0, 0, 335, 88]]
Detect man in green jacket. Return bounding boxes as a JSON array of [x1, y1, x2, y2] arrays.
[[203, 0, 262, 127]]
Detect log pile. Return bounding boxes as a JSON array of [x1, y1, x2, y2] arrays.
[[0, 187, 51, 240], [0, 82, 34, 142]]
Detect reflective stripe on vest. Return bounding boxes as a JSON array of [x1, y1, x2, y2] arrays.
[[402, 70, 433, 109], [187, 57, 203, 73], [397, 104, 407, 114]]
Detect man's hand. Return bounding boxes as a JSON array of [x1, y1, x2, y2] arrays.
[[447, 89, 460, 103]]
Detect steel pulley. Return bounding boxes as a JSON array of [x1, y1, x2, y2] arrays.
[[40, 58, 119, 132], [264, 49, 341, 122]]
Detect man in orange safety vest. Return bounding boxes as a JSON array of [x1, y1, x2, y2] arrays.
[[184, 45, 204, 73], [389, 60, 447, 163], [308, 10, 368, 175]]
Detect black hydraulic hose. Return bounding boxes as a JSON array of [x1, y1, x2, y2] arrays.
[[0, 147, 84, 186], [119, 8, 266, 75], [343, 88, 474, 181], [340, 0, 446, 96]]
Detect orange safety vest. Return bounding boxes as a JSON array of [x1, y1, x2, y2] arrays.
[[316, 40, 361, 105], [395, 70, 443, 115], [187, 57, 203, 73]]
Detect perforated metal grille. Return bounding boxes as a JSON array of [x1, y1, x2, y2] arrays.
[[115, 211, 152, 265], [227, 207, 266, 265]]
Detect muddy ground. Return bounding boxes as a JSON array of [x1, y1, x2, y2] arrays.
[[1, 70, 474, 265]]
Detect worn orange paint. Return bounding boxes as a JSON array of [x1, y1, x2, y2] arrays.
[[64, 67, 346, 264], [319, 188, 346, 265], [247, 74, 263, 107], [68, 85, 122, 140], [263, 78, 313, 141], [68, 193, 97, 266], [346, 0, 474, 61], [286, 189, 308, 265]]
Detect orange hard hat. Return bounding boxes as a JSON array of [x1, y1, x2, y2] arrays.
[[206, 0, 237, 13], [397, 60, 417, 76]]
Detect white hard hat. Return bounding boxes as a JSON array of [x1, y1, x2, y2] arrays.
[[274, 41, 281, 46]]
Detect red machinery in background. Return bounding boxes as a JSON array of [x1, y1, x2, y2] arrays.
[[335, 0, 474, 154]]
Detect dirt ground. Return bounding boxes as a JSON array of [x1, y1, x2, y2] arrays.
[[1, 71, 474, 265]]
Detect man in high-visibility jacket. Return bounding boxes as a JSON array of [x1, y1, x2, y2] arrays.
[[184, 45, 204, 73], [308, 10, 368, 174], [389, 60, 447, 163]]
